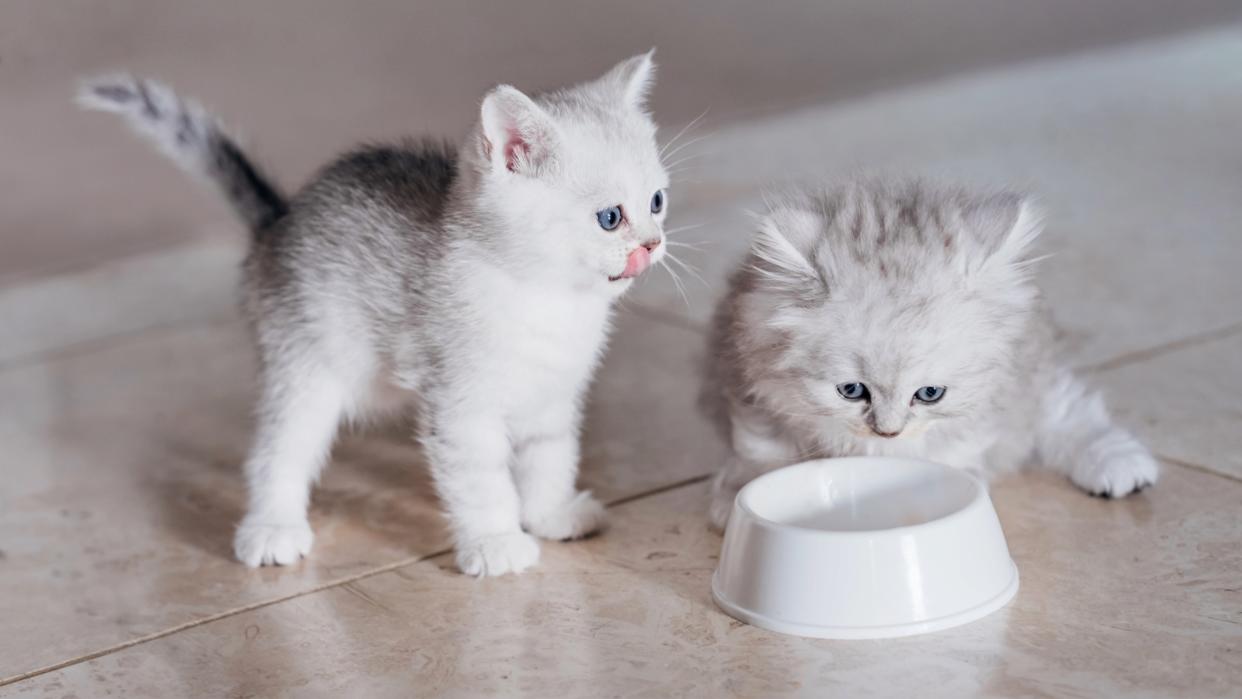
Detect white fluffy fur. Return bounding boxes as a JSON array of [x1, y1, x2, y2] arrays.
[[704, 180, 1158, 529], [84, 54, 669, 575], [236, 54, 668, 574]]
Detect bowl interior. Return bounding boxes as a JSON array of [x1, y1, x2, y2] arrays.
[[740, 458, 979, 532]]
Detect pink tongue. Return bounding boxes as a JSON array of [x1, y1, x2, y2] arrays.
[[619, 247, 651, 279]]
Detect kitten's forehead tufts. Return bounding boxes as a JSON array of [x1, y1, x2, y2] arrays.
[[750, 179, 1043, 297]]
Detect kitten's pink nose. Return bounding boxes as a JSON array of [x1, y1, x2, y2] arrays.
[[618, 246, 651, 279]]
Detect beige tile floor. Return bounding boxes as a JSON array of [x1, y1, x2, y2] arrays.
[[2, 15, 1242, 699], [18, 471, 1242, 698]]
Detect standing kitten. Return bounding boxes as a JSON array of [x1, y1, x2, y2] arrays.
[[702, 178, 1158, 529], [80, 52, 671, 575]]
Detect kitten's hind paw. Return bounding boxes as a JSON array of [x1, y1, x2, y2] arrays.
[[234, 517, 314, 567], [455, 532, 541, 577], [1070, 430, 1160, 498], [524, 491, 607, 541]]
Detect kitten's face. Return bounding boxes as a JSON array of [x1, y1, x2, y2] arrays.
[[739, 182, 1042, 442], [474, 52, 669, 296], [759, 289, 1011, 442]]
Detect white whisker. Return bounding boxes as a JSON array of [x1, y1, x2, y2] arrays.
[[663, 250, 708, 287], [662, 133, 714, 163], [664, 153, 707, 170], [665, 240, 709, 251], [659, 109, 709, 158], [663, 223, 705, 237], [659, 256, 692, 310]]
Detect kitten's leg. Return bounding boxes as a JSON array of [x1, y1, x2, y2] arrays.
[[424, 410, 539, 577], [512, 415, 606, 541], [1035, 368, 1158, 497], [709, 454, 772, 531], [709, 404, 802, 531], [234, 371, 344, 566]]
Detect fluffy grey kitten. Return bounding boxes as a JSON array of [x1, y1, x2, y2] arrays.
[[702, 178, 1158, 529], [80, 52, 671, 576]]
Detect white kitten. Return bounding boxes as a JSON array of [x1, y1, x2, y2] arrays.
[[702, 178, 1158, 529], [80, 52, 671, 575]]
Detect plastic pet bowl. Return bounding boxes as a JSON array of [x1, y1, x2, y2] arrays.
[[712, 457, 1018, 639]]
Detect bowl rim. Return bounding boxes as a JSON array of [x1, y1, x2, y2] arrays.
[[733, 456, 988, 538], [711, 560, 1019, 640]]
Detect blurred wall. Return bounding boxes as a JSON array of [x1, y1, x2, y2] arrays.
[[1, 0, 1237, 282]]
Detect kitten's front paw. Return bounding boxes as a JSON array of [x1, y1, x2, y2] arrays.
[[524, 491, 607, 541], [1071, 431, 1160, 498], [708, 490, 735, 532], [234, 517, 314, 567], [455, 532, 541, 577]]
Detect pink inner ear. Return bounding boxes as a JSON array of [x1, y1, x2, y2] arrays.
[[504, 126, 526, 173]]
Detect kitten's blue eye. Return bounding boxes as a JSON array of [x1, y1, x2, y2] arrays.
[[914, 386, 946, 404], [596, 206, 623, 231], [651, 190, 665, 214], [836, 383, 869, 401]]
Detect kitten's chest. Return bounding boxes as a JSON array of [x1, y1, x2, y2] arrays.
[[480, 282, 612, 400]]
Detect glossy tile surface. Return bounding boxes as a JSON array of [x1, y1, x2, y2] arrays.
[[0, 300, 721, 679], [1092, 332, 1242, 480], [0, 239, 241, 365], [8, 469, 1239, 698]]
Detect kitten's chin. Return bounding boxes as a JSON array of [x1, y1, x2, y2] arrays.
[[603, 276, 635, 297]]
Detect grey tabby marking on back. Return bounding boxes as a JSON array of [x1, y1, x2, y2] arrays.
[[702, 178, 1158, 529], [80, 52, 672, 576]]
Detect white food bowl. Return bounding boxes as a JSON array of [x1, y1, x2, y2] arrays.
[[712, 457, 1018, 639]]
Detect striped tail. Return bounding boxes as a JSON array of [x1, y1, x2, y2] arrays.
[[77, 74, 288, 233]]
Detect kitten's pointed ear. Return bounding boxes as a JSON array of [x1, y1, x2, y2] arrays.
[[480, 85, 558, 175], [970, 193, 1044, 272], [751, 207, 829, 296], [599, 49, 657, 109]]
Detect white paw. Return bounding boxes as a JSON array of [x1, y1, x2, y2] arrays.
[[1070, 431, 1160, 498], [455, 531, 541, 577], [708, 467, 742, 532], [524, 491, 607, 541], [234, 517, 314, 567], [708, 490, 735, 533]]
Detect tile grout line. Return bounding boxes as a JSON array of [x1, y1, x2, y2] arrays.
[[4, 457, 1235, 686], [0, 231, 243, 293], [0, 550, 446, 687], [9, 294, 1231, 379], [603, 473, 712, 509], [0, 296, 703, 377], [417, 474, 716, 566], [0, 314, 240, 374], [1157, 453, 1242, 485], [0, 473, 712, 688], [5, 292, 1233, 684], [1075, 320, 1242, 375]]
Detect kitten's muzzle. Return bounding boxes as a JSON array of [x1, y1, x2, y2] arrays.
[[867, 410, 906, 439], [609, 240, 660, 281]]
